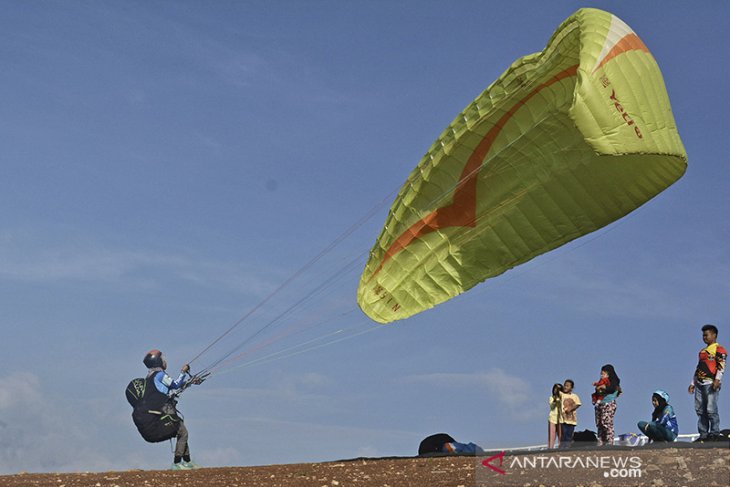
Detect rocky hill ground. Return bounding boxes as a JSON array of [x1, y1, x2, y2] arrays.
[[1, 443, 727, 486]]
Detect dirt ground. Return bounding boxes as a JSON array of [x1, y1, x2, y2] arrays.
[[1, 444, 727, 487]]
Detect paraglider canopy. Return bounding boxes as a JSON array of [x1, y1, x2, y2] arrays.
[[357, 8, 687, 324]]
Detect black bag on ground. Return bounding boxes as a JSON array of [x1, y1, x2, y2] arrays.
[[418, 433, 456, 455], [572, 429, 598, 445], [125, 374, 181, 443]]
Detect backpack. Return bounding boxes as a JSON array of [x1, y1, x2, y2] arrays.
[[125, 378, 146, 408], [418, 433, 456, 455], [572, 429, 598, 444], [125, 374, 182, 443]]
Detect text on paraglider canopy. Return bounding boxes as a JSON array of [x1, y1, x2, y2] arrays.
[[371, 284, 402, 313], [608, 87, 643, 139]]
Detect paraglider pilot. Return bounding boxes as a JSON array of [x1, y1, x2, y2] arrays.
[[128, 349, 201, 470]]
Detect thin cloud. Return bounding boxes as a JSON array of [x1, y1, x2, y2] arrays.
[[192, 413, 418, 466], [194, 372, 338, 416], [522, 250, 730, 321], [0, 373, 41, 409], [0, 373, 115, 474], [0, 231, 278, 297], [403, 369, 541, 421]]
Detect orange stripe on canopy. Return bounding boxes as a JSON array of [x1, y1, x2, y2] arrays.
[[371, 64, 579, 279], [593, 33, 651, 73]]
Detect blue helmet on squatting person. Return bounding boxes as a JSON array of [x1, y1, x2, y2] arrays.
[[637, 389, 678, 443], [125, 349, 204, 470]]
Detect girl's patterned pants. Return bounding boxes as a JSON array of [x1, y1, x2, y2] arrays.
[[595, 402, 617, 445]]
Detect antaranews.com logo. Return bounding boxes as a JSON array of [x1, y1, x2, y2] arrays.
[[478, 451, 643, 485]]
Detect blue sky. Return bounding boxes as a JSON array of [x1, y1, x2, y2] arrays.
[[1, 0, 728, 473]]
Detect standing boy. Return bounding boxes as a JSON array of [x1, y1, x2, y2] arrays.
[[688, 324, 726, 441]]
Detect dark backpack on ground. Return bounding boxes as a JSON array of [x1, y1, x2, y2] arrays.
[[572, 429, 598, 445], [125, 373, 181, 443], [418, 433, 456, 455]]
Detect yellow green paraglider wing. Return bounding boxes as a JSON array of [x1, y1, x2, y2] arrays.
[[357, 8, 687, 324]]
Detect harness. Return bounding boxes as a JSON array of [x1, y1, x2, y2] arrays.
[[125, 372, 182, 443]]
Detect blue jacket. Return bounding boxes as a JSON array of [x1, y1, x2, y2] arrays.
[[654, 405, 679, 437], [443, 441, 485, 454], [149, 369, 189, 395]]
